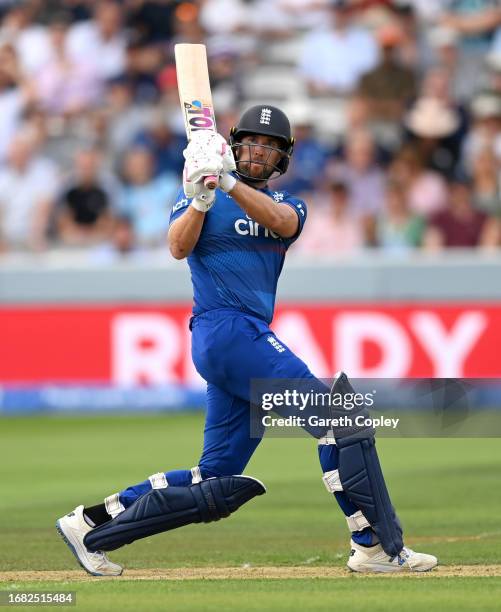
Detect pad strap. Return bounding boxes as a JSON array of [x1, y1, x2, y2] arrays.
[[318, 430, 336, 445], [191, 466, 202, 484], [322, 469, 343, 493], [104, 493, 125, 519], [346, 510, 370, 531], [148, 472, 168, 489]]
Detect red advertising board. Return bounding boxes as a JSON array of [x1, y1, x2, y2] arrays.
[[0, 303, 500, 385]]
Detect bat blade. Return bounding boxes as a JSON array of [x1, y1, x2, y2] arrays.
[[175, 44, 218, 190]]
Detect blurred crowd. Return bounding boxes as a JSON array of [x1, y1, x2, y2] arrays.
[[2, 0, 501, 259]]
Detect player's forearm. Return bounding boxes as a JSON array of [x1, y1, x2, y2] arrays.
[[168, 207, 205, 259], [230, 181, 297, 238]]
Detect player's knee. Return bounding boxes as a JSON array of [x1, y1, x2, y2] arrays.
[[198, 459, 246, 480]]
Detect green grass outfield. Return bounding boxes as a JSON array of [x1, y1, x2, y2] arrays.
[[1, 414, 500, 611]]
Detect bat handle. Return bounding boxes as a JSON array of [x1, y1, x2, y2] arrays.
[[204, 175, 218, 190]]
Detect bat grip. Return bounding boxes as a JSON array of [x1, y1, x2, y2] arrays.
[[204, 175, 218, 190]]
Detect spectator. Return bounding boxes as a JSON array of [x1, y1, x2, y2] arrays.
[[35, 12, 102, 115], [0, 130, 60, 251], [423, 178, 495, 249], [88, 215, 148, 263], [199, 0, 255, 57], [133, 110, 186, 177], [440, 2, 501, 100], [66, 0, 127, 81], [55, 146, 117, 247], [404, 96, 463, 177], [126, 0, 175, 44], [427, 26, 466, 100], [299, 0, 378, 95], [357, 22, 417, 124], [388, 146, 448, 217], [118, 146, 178, 247], [376, 182, 425, 253], [329, 129, 386, 217], [125, 30, 166, 103], [296, 181, 364, 256], [100, 76, 156, 163], [470, 146, 501, 215], [0, 44, 27, 162], [0, 3, 53, 76], [275, 103, 330, 195], [462, 91, 501, 171]]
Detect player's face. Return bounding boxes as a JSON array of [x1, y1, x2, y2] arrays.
[[236, 134, 284, 181]]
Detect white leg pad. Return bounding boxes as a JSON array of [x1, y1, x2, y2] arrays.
[[346, 510, 370, 532], [104, 493, 125, 519], [323, 469, 343, 493], [191, 466, 202, 484], [148, 472, 168, 489]]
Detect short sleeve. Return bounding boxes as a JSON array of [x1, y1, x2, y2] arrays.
[[280, 194, 307, 246], [169, 187, 191, 225]]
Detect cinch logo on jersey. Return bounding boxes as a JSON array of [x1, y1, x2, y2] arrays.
[[267, 336, 285, 353], [260, 108, 272, 125], [234, 216, 280, 239]]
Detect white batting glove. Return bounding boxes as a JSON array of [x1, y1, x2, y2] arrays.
[[183, 131, 236, 192], [183, 154, 223, 186], [183, 131, 227, 160], [183, 159, 219, 212], [191, 187, 216, 213]]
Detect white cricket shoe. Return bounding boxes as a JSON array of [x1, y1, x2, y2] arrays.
[[347, 539, 438, 573], [56, 505, 123, 576]]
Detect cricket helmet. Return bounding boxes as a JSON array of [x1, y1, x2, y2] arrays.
[[229, 105, 294, 182]]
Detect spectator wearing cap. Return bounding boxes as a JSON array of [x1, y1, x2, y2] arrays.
[[423, 178, 496, 249], [117, 146, 178, 248], [299, 0, 378, 95], [295, 181, 364, 256], [404, 96, 463, 177], [55, 146, 118, 247], [357, 22, 417, 124]]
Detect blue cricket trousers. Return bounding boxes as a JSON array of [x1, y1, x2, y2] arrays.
[[117, 308, 367, 540]]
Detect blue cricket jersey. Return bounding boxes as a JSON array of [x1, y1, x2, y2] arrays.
[[169, 183, 307, 324]]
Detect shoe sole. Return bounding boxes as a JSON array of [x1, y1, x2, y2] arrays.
[[347, 561, 438, 573], [55, 520, 122, 577]]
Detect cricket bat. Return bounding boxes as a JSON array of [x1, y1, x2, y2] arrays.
[[175, 43, 218, 190]]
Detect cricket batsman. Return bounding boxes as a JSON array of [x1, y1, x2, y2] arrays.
[[56, 105, 438, 576]]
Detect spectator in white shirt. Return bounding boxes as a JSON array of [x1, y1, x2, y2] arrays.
[[66, 0, 126, 82], [0, 130, 60, 252], [35, 12, 102, 115], [0, 44, 27, 162], [0, 4, 53, 76], [299, 0, 378, 95]]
